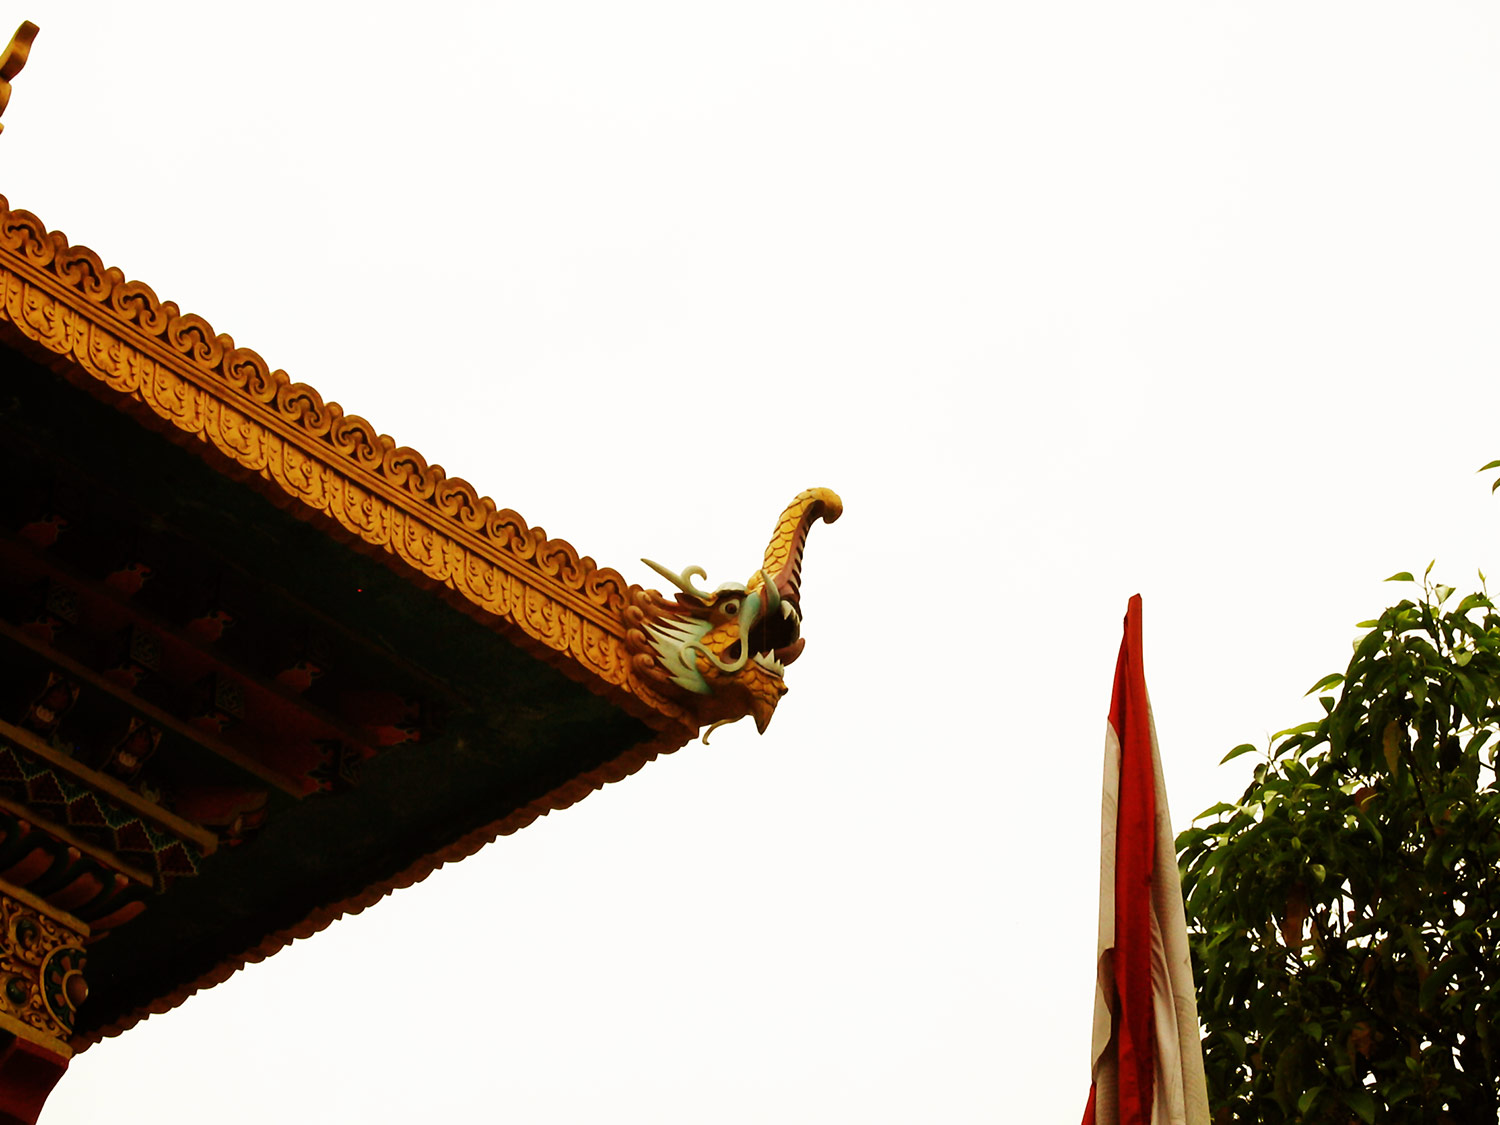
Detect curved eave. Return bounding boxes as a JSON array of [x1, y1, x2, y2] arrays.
[[0, 194, 692, 736], [73, 724, 692, 1050]]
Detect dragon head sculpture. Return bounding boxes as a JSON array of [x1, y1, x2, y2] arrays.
[[626, 487, 842, 739]]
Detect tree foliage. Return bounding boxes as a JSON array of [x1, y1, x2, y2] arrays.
[[1180, 567, 1500, 1124]]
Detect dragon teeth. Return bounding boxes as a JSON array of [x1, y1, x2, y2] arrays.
[[753, 652, 785, 676]]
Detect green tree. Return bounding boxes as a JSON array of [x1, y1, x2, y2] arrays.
[[1180, 566, 1500, 1124]]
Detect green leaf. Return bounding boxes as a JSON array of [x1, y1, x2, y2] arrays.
[[1298, 1086, 1324, 1115], [1305, 673, 1344, 696], [1385, 572, 1416, 583], [1182, 553, 1500, 1112], [1446, 918, 1478, 941], [1352, 806, 1383, 852], [1219, 1027, 1247, 1060], [1479, 459, 1500, 472], [1420, 956, 1458, 1011], [1343, 1089, 1377, 1124], [1271, 721, 1321, 741], [1219, 744, 1259, 765]]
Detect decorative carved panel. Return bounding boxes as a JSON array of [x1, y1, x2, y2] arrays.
[[0, 878, 86, 1057]]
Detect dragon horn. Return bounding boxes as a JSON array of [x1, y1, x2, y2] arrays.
[[641, 558, 715, 603], [758, 488, 842, 608]]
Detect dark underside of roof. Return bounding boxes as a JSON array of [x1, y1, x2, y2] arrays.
[[0, 345, 654, 1041]]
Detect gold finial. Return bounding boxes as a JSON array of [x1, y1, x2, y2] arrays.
[[0, 21, 38, 136]]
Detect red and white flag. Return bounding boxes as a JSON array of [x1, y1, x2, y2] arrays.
[[1083, 596, 1209, 1125]]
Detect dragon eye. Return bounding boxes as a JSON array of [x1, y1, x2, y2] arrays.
[[721, 600, 741, 617]]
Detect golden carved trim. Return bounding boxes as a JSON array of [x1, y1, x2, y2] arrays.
[[0, 196, 691, 730], [0, 876, 87, 1055]]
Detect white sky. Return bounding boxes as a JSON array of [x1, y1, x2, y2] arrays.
[[6, 3, 1500, 1120]]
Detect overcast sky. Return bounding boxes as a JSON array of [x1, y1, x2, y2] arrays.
[[7, 3, 1500, 1121]]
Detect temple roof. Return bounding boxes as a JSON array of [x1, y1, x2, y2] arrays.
[[0, 196, 839, 1047]]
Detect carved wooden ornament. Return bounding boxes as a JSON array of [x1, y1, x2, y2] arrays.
[[627, 488, 842, 740]]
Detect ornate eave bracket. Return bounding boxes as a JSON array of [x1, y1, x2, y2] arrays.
[[0, 877, 84, 1125], [0, 879, 86, 1057]]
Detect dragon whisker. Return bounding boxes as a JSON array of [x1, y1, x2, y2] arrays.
[[700, 716, 744, 744]]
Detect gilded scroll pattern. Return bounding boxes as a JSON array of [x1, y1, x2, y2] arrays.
[[0, 884, 86, 1049], [0, 199, 692, 728]]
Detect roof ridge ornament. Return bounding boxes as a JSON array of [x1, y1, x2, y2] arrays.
[[0, 20, 38, 136], [626, 488, 842, 741]]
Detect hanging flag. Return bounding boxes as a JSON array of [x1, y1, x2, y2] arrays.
[[1083, 595, 1210, 1125]]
